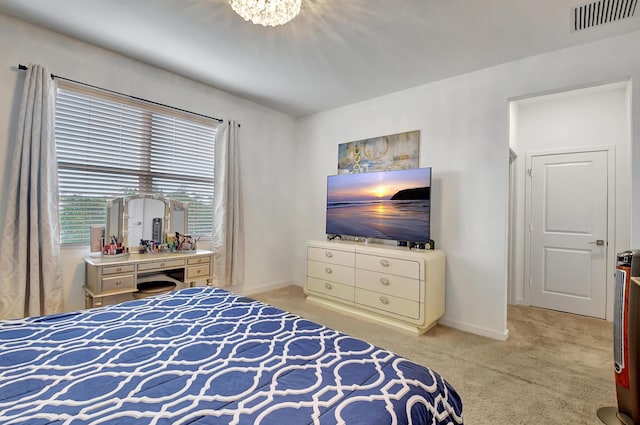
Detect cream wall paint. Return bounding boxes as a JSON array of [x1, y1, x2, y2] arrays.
[[295, 30, 640, 340], [511, 83, 631, 322], [0, 14, 297, 311]]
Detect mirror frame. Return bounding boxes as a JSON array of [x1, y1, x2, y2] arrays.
[[105, 198, 123, 246], [122, 194, 170, 248], [168, 199, 189, 236], [105, 194, 189, 249]]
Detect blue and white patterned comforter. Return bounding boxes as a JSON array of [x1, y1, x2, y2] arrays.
[[0, 287, 463, 424]]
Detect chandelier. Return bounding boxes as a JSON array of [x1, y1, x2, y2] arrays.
[[229, 0, 301, 27]]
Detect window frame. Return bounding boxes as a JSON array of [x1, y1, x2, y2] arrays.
[[54, 79, 218, 246]]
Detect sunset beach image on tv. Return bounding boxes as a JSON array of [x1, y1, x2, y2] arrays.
[[326, 167, 431, 243]]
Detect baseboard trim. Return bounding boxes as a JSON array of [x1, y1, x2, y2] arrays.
[[243, 282, 509, 341], [244, 280, 297, 297], [438, 317, 510, 341]]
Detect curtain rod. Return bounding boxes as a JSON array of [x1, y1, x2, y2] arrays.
[[18, 64, 223, 123]]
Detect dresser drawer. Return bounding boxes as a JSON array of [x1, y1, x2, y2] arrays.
[[188, 256, 211, 265], [187, 264, 210, 279], [356, 253, 421, 278], [101, 274, 135, 293], [307, 260, 354, 285], [308, 246, 354, 267], [307, 277, 354, 302], [355, 288, 421, 320], [138, 258, 185, 272], [102, 264, 135, 275], [356, 269, 421, 301]]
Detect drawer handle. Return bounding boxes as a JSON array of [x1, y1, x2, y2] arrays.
[[160, 263, 165, 267], [116, 267, 122, 272], [325, 282, 333, 290], [325, 251, 333, 258], [115, 280, 122, 286], [379, 296, 389, 305], [196, 269, 201, 274], [380, 277, 390, 286], [380, 259, 390, 267], [325, 267, 333, 274]]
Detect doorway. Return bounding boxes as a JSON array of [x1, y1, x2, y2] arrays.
[[509, 81, 630, 320]]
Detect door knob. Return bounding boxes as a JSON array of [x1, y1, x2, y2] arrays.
[[588, 240, 605, 246]]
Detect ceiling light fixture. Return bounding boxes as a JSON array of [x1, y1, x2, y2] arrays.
[[229, 0, 301, 27]]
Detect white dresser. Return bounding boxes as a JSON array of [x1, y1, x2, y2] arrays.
[[305, 240, 445, 334]]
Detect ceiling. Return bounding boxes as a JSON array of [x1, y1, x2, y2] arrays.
[[1, 0, 639, 117]]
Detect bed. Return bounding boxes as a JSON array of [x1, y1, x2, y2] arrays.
[[0, 286, 463, 424]]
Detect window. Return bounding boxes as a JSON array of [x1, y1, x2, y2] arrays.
[[55, 80, 217, 245]]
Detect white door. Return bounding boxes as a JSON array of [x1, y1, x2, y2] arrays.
[[529, 150, 608, 318]]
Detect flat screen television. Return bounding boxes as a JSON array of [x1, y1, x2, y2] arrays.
[[326, 167, 431, 244]]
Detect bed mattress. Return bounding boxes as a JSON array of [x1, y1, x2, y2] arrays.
[[0, 287, 463, 424]]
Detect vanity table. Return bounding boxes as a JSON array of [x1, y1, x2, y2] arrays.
[[83, 250, 213, 308], [83, 193, 213, 308]]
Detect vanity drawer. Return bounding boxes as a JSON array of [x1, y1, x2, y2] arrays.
[[187, 265, 210, 279], [307, 260, 354, 286], [307, 246, 354, 267], [356, 253, 420, 278], [101, 274, 135, 293], [138, 259, 185, 272], [188, 256, 211, 265], [355, 288, 421, 320], [102, 265, 135, 275], [307, 277, 354, 302]]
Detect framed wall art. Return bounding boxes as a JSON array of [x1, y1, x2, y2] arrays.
[[337, 130, 420, 174]]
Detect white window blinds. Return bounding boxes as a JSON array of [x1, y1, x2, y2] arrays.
[[55, 80, 217, 245]]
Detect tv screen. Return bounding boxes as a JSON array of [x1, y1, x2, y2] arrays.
[[326, 167, 431, 243]]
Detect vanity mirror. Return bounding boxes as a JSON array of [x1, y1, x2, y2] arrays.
[[105, 194, 189, 250]]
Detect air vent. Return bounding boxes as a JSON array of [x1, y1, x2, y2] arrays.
[[573, 0, 638, 31]]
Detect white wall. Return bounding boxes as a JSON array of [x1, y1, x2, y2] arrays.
[[510, 83, 631, 321], [295, 30, 640, 340], [0, 14, 298, 311], [4, 12, 640, 341]]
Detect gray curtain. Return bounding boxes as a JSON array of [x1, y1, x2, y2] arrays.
[[212, 120, 245, 286], [0, 64, 63, 319]]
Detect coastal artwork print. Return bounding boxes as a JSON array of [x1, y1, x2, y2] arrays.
[[326, 168, 431, 242], [337, 130, 419, 174]]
